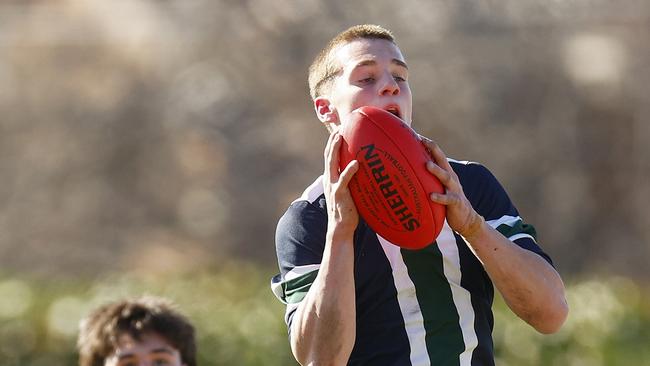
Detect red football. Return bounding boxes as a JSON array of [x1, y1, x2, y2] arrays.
[[339, 106, 446, 249]]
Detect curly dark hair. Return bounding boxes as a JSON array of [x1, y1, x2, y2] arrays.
[[77, 296, 196, 366]]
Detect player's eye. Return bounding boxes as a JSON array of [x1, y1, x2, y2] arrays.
[[359, 77, 375, 83], [152, 357, 172, 366], [393, 75, 406, 82]]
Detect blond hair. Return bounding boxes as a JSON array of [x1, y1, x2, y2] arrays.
[[308, 24, 396, 100]]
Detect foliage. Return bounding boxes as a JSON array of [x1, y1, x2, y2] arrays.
[[0, 264, 295, 366], [493, 276, 650, 366], [1, 266, 649, 365]]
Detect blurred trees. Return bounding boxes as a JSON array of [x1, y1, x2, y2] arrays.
[[0, 0, 648, 279], [1, 1, 650, 365]]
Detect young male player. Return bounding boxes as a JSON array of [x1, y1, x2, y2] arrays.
[[77, 296, 196, 366], [271, 24, 568, 365]]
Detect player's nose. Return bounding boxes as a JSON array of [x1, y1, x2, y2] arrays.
[[379, 73, 399, 96]]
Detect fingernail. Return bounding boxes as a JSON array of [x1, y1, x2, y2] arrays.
[[426, 161, 434, 169]]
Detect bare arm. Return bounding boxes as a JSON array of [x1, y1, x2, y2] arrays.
[[462, 221, 568, 333], [291, 132, 359, 365], [421, 137, 568, 334]]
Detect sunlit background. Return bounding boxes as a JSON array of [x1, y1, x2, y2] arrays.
[[0, 1, 649, 365]]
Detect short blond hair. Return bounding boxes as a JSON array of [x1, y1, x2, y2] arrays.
[[308, 24, 396, 100]]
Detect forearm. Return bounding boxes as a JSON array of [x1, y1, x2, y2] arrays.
[[465, 219, 568, 334], [291, 231, 356, 365]]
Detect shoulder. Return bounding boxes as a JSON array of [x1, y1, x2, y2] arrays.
[[447, 158, 514, 219], [447, 158, 500, 194], [275, 176, 328, 256], [278, 176, 327, 232], [447, 157, 491, 180], [275, 176, 329, 276], [290, 175, 325, 206]]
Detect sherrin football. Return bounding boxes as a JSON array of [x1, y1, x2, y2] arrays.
[[339, 106, 446, 249]]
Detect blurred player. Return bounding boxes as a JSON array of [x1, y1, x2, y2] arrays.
[[77, 296, 196, 366]]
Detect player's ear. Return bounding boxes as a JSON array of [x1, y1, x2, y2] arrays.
[[314, 97, 340, 127]]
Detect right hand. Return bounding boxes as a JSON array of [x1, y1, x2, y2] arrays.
[[323, 131, 360, 239]]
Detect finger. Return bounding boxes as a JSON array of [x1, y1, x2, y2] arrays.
[[323, 132, 338, 178], [431, 145, 454, 173], [339, 160, 359, 187], [421, 138, 444, 165], [426, 160, 455, 188], [328, 133, 343, 182], [418, 134, 435, 156], [430, 192, 457, 206], [420, 137, 454, 172], [418, 134, 432, 144], [324, 131, 337, 161]]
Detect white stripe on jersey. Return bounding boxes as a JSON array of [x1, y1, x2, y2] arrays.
[[486, 215, 521, 229], [509, 233, 536, 243], [437, 222, 478, 365], [285, 264, 321, 281], [377, 234, 431, 366], [271, 264, 322, 302], [447, 158, 479, 165], [292, 176, 324, 204], [273, 264, 321, 327], [486, 215, 537, 242]]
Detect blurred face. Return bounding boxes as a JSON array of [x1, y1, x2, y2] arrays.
[[105, 333, 184, 366], [316, 38, 412, 129]]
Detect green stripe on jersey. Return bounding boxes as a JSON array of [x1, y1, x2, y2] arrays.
[[272, 269, 318, 304], [402, 244, 465, 365], [495, 220, 536, 240]]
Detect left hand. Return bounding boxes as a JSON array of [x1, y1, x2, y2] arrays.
[[421, 136, 569, 334], [420, 135, 485, 239]]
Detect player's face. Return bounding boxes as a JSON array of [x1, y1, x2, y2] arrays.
[[104, 332, 185, 366], [325, 38, 412, 127]]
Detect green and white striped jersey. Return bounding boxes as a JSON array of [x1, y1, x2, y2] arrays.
[[272, 160, 552, 365]]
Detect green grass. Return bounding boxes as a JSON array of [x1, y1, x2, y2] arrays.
[[0, 264, 648, 365]]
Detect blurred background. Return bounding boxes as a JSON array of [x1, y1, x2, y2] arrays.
[[0, 0, 649, 365]]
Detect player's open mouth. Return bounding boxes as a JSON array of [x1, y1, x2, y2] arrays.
[[384, 105, 401, 118]]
